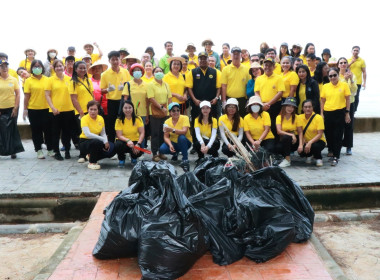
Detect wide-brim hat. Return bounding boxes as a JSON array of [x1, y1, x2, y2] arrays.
[[122, 55, 141, 64], [83, 43, 94, 50], [119, 48, 129, 56], [47, 48, 58, 55], [129, 63, 145, 76], [282, 97, 297, 107], [246, 96, 263, 107], [185, 43, 197, 52], [24, 48, 36, 55], [292, 43, 302, 50], [226, 98, 239, 109], [88, 61, 108, 75], [202, 38, 214, 47], [167, 56, 186, 64], [249, 62, 264, 75]]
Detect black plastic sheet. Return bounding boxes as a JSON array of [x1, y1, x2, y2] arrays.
[[0, 111, 24, 156]]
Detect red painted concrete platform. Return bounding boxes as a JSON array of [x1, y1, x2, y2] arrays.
[[49, 192, 333, 280]]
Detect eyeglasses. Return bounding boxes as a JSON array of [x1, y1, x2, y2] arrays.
[[171, 109, 180, 112], [339, 61, 347, 64], [329, 74, 338, 78], [251, 59, 259, 62]]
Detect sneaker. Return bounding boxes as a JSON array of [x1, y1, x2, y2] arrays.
[[131, 158, 137, 166], [331, 157, 338, 166], [54, 153, 64, 161], [346, 148, 352, 155], [60, 146, 65, 151], [77, 157, 85, 163], [111, 154, 118, 160], [152, 155, 160, 162], [279, 159, 291, 168], [47, 150, 55, 157], [65, 151, 71, 159], [172, 154, 178, 162], [179, 160, 190, 172], [88, 163, 101, 170], [11, 154, 17, 159], [37, 150, 45, 159], [305, 157, 312, 164], [316, 159, 323, 167], [41, 143, 47, 150], [158, 153, 167, 160], [118, 160, 125, 168]]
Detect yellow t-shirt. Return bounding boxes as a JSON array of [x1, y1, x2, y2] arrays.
[[274, 63, 282, 75], [164, 115, 192, 143], [298, 113, 326, 143], [242, 60, 251, 68], [23, 76, 49, 110], [185, 67, 221, 89], [194, 117, 218, 139], [243, 112, 274, 140], [220, 55, 231, 72], [221, 64, 250, 98], [309, 69, 315, 77], [276, 114, 301, 134], [218, 114, 244, 136], [19, 58, 33, 73], [9, 69, 19, 81], [45, 75, 74, 112], [90, 53, 100, 63], [100, 68, 131, 100], [69, 77, 94, 114], [122, 80, 148, 117], [298, 83, 306, 114], [163, 71, 186, 104], [281, 71, 299, 98], [348, 57, 366, 84], [254, 73, 285, 103], [339, 74, 357, 103], [321, 81, 350, 111], [80, 114, 105, 139], [115, 117, 144, 142], [0, 76, 19, 109], [187, 55, 198, 70], [141, 75, 154, 83], [146, 80, 172, 115], [300, 55, 307, 65]]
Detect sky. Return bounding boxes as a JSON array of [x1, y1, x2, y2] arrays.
[[2, 0, 378, 115]]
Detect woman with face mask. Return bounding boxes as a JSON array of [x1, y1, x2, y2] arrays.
[[23, 60, 53, 159], [243, 96, 275, 153], [147, 67, 172, 162], [43, 49, 58, 77]]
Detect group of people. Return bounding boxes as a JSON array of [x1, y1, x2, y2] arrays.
[[0, 40, 366, 170]]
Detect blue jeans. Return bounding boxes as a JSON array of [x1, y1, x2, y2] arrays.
[[159, 135, 192, 160]]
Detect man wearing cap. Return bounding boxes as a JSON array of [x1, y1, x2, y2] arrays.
[[186, 51, 221, 123], [83, 42, 103, 63], [348, 46, 366, 112], [100, 51, 131, 143], [254, 57, 285, 137], [0, 53, 18, 80], [63, 47, 81, 64], [185, 43, 198, 70], [265, 48, 282, 75], [159, 41, 174, 74], [221, 47, 250, 117], [202, 39, 220, 70]]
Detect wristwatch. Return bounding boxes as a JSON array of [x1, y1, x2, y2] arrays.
[[345, 109, 350, 113], [172, 129, 176, 134]]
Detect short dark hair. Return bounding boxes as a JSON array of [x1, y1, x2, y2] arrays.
[[164, 41, 173, 47], [352, 46, 360, 50], [87, 100, 100, 110], [108, 51, 120, 60], [152, 67, 164, 74], [306, 54, 316, 60], [302, 99, 314, 108], [222, 43, 230, 49], [328, 67, 339, 76], [265, 48, 276, 55], [16, 67, 27, 75], [303, 43, 315, 56], [315, 57, 322, 63], [30, 60, 45, 75]]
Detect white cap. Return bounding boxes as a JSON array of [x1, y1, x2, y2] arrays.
[[199, 101, 211, 108], [226, 98, 239, 109]]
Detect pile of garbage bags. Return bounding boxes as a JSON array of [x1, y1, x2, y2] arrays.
[[93, 158, 314, 279]]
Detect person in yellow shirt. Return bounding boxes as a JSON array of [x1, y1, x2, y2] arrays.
[[83, 42, 103, 63], [290, 43, 302, 59], [100, 51, 131, 143], [0, 60, 24, 159], [23, 60, 53, 159], [62, 46, 81, 64], [79, 100, 113, 170], [243, 96, 275, 153], [221, 47, 250, 116], [45, 60, 75, 161], [306, 54, 317, 77], [185, 43, 198, 70], [114, 100, 145, 167], [142, 61, 154, 83], [277, 43, 290, 62], [300, 43, 315, 64], [160, 102, 192, 171], [19, 48, 36, 73], [265, 48, 282, 75], [0, 53, 19, 80], [43, 49, 58, 77], [220, 43, 231, 72], [254, 57, 285, 138], [298, 99, 326, 167], [348, 46, 366, 112], [295, 65, 320, 115], [281, 56, 299, 99], [320, 68, 351, 166], [241, 49, 251, 68], [275, 97, 303, 168], [193, 101, 220, 160], [180, 55, 191, 75], [82, 55, 92, 78]]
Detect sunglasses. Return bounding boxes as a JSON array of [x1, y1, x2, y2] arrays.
[[339, 61, 347, 64], [329, 74, 338, 78]]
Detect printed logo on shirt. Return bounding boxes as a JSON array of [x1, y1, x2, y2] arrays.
[[196, 74, 201, 79], [8, 83, 13, 87], [209, 75, 213, 79]]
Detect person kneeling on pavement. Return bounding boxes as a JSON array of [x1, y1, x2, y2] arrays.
[[78, 100, 114, 170], [159, 102, 192, 171], [115, 100, 145, 167], [193, 101, 220, 161]]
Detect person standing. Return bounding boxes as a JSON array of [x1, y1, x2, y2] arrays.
[[348, 46, 366, 112], [159, 41, 174, 74], [220, 43, 231, 72], [202, 38, 220, 70], [100, 51, 131, 143], [185, 43, 198, 70], [83, 43, 103, 63], [19, 48, 36, 73], [265, 48, 282, 75], [43, 48, 59, 77], [88, 61, 108, 122]]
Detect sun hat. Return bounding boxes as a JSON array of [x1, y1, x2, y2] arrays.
[[185, 43, 197, 52], [87, 61, 108, 75], [246, 96, 263, 107], [226, 98, 239, 108], [282, 97, 297, 107], [122, 55, 141, 64], [24, 48, 36, 55], [201, 38, 214, 47], [199, 101, 211, 108], [83, 43, 94, 50], [249, 62, 264, 75], [167, 56, 186, 64]]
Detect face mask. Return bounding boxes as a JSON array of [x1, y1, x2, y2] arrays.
[[154, 72, 164, 80], [133, 71, 142, 79], [48, 52, 56, 59], [32, 67, 43, 75], [251, 105, 261, 113]]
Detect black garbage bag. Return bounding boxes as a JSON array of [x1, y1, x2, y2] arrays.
[[92, 185, 160, 259], [193, 157, 228, 183], [177, 172, 207, 197], [250, 167, 314, 242], [138, 169, 209, 280], [189, 178, 245, 265], [0, 111, 24, 156]]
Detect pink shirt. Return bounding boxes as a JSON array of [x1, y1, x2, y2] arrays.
[[91, 77, 108, 115]]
